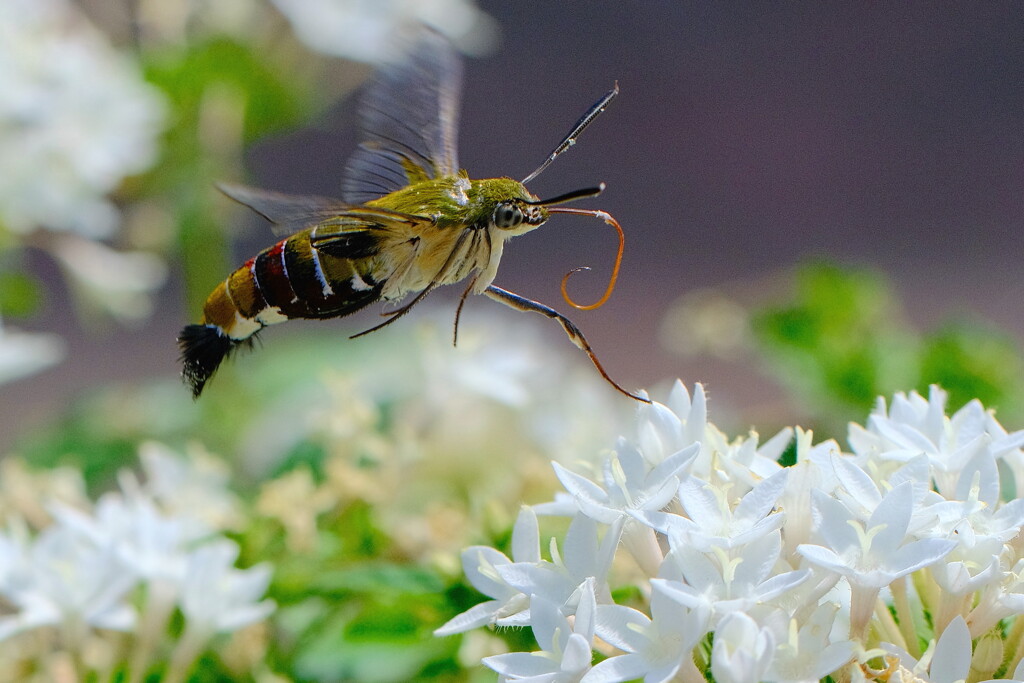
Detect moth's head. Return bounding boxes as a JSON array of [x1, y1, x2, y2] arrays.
[[480, 177, 605, 236], [477, 178, 546, 235]]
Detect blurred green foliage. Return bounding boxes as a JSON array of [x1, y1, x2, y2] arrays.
[[138, 37, 317, 314], [752, 261, 1024, 432], [0, 270, 41, 317], [10, 329, 558, 682]]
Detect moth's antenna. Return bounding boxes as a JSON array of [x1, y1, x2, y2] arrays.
[[522, 83, 619, 185]]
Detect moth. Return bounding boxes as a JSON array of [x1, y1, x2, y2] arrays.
[[178, 30, 646, 402]]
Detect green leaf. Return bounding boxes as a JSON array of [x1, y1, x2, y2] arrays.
[[752, 261, 917, 426], [310, 563, 446, 597], [920, 320, 1024, 414], [0, 271, 41, 317]]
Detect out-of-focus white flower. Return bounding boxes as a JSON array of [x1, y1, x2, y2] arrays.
[[135, 0, 263, 45], [0, 457, 86, 529], [269, 0, 498, 63], [0, 316, 64, 384], [0, 524, 137, 642], [178, 540, 275, 636], [256, 467, 335, 552], [49, 493, 206, 586], [50, 236, 167, 323], [129, 442, 241, 531], [0, 0, 166, 238]]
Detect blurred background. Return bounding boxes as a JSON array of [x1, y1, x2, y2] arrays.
[[3, 0, 1024, 444], [3, 2, 1024, 679]]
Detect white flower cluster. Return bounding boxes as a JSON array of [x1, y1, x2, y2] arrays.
[[0, 0, 166, 238], [439, 383, 1024, 682], [269, 0, 497, 62], [0, 315, 65, 385], [0, 443, 273, 681]]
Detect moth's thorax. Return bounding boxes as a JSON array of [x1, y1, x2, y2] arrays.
[[363, 175, 548, 301], [367, 175, 546, 229]]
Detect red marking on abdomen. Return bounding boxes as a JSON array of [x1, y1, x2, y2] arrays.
[[253, 239, 309, 317]]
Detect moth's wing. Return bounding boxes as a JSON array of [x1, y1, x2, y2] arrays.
[[309, 206, 426, 260], [342, 30, 463, 204], [218, 182, 356, 237]]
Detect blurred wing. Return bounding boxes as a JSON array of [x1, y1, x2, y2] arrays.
[[219, 183, 353, 236], [219, 183, 421, 240], [342, 30, 463, 204]]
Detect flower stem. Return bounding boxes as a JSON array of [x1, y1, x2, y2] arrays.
[[890, 576, 919, 658], [163, 622, 210, 683], [873, 599, 907, 653], [621, 521, 663, 577], [128, 579, 178, 683], [849, 585, 881, 644], [678, 650, 705, 683], [1004, 615, 1024, 678]]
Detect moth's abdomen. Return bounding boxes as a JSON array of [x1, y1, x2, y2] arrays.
[[179, 230, 384, 397]]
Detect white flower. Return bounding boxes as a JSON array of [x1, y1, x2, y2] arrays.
[[634, 381, 708, 468], [777, 428, 842, 554], [435, 506, 542, 635], [49, 492, 206, 586], [589, 585, 710, 683], [0, 316, 64, 384], [635, 468, 788, 552], [710, 612, 775, 683], [654, 531, 809, 625], [850, 386, 1024, 499], [798, 479, 956, 639], [483, 578, 597, 682], [132, 442, 241, 531], [443, 381, 1024, 681], [881, 615, 971, 683], [269, 0, 498, 63], [538, 440, 697, 525], [50, 236, 168, 323], [764, 603, 856, 683], [179, 540, 275, 635], [0, 0, 166, 238], [495, 515, 622, 624], [0, 523, 137, 642], [798, 480, 956, 590]]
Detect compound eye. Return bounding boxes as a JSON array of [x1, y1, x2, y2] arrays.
[[493, 202, 523, 228]]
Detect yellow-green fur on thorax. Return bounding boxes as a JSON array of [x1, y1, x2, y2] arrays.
[[367, 174, 546, 231], [352, 175, 547, 300]]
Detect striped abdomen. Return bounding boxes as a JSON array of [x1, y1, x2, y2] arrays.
[[179, 230, 383, 397]]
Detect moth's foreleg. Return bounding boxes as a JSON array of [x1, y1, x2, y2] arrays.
[[483, 285, 650, 403], [452, 274, 479, 347]]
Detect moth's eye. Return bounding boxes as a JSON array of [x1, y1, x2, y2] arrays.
[[493, 203, 523, 228]]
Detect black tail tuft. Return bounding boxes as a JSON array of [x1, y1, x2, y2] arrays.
[[178, 324, 237, 398]]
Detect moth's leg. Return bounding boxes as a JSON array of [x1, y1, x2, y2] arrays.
[[484, 284, 650, 403], [452, 274, 478, 347]]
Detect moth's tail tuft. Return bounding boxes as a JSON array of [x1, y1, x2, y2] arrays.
[[178, 324, 238, 398]]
